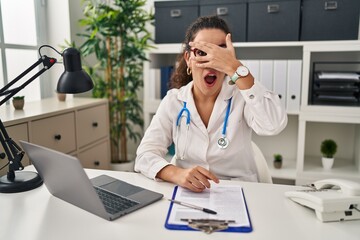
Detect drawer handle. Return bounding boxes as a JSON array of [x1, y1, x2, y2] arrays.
[[267, 4, 279, 13], [92, 122, 98, 127], [170, 9, 181, 18], [291, 95, 296, 100], [54, 134, 62, 140], [278, 94, 282, 99], [94, 161, 100, 166], [325, 1, 337, 10], [217, 7, 228, 16]]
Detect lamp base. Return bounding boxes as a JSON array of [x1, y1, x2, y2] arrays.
[[0, 171, 43, 193]]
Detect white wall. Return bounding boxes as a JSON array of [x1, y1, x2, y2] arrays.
[[45, 0, 71, 97]]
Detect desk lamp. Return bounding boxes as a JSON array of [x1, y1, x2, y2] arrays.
[[0, 45, 93, 193]]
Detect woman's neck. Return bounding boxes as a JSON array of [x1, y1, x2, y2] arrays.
[[192, 87, 219, 128]]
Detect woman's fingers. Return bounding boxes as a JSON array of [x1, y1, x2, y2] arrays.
[[225, 33, 236, 58], [179, 166, 219, 192], [189, 39, 237, 75], [197, 166, 220, 184]]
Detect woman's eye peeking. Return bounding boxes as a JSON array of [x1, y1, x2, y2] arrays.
[[192, 48, 207, 57]]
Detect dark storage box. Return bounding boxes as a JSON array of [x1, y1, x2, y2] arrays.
[[199, 0, 247, 42], [248, 0, 301, 42], [300, 0, 360, 41], [155, 1, 199, 43], [310, 62, 360, 107], [312, 72, 360, 106]]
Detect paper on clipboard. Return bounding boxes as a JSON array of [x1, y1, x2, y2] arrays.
[[165, 184, 252, 232]]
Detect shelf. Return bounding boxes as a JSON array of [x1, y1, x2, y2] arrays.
[[300, 109, 360, 124], [149, 44, 183, 54], [148, 40, 359, 54], [303, 156, 360, 179], [303, 40, 360, 52], [266, 158, 297, 180]]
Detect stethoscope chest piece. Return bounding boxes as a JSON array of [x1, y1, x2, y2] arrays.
[[217, 136, 229, 149]]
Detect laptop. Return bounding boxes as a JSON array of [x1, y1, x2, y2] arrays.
[[20, 141, 163, 221]]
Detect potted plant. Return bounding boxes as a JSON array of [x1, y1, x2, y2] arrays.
[[56, 92, 66, 102], [273, 153, 283, 169], [78, 0, 154, 167], [320, 139, 337, 170], [12, 96, 25, 110]]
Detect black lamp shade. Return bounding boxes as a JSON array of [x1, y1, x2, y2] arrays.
[[57, 48, 93, 93]]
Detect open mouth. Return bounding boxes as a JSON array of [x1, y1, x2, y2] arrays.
[[204, 73, 217, 85]]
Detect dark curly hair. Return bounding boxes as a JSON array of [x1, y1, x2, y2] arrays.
[[169, 16, 231, 89]]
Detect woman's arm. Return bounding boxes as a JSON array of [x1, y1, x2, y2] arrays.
[[157, 165, 219, 193]]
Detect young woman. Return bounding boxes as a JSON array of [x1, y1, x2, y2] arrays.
[[135, 16, 287, 192]]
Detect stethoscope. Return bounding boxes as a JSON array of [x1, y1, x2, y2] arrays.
[[175, 97, 232, 160]]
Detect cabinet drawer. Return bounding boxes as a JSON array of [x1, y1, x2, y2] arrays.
[[31, 112, 76, 153], [77, 104, 108, 148], [155, 1, 199, 43], [0, 123, 29, 176], [301, 0, 360, 41], [78, 141, 110, 170], [248, 0, 301, 42], [200, 0, 247, 42]]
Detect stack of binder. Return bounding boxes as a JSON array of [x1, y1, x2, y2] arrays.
[[311, 71, 360, 106]]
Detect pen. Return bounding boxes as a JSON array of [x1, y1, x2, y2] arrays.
[[167, 199, 217, 215]]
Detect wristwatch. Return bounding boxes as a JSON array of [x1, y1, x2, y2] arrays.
[[229, 65, 250, 85]]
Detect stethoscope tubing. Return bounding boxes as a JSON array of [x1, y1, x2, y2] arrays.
[[176, 102, 190, 126], [175, 98, 233, 160], [222, 97, 232, 136]]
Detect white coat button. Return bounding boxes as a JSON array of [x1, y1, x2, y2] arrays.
[[249, 94, 255, 99]]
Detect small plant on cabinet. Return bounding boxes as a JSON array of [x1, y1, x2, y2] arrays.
[[273, 153, 283, 169], [320, 139, 337, 170], [12, 96, 25, 110]]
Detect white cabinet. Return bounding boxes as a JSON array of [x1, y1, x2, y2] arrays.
[[143, 40, 360, 185], [0, 98, 111, 177]]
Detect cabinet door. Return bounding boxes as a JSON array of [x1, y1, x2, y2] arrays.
[[78, 140, 110, 170], [77, 104, 108, 148], [31, 112, 76, 153], [0, 123, 29, 176]]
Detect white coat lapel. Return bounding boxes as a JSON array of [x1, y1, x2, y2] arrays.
[[207, 80, 235, 133]]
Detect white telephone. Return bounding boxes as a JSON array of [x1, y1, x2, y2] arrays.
[[285, 179, 360, 222]]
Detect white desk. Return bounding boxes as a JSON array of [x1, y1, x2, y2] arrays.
[[1, 166, 359, 240]]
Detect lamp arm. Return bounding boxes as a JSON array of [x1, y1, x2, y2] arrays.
[[0, 58, 43, 94], [0, 55, 57, 105], [0, 55, 56, 180], [0, 119, 24, 180]]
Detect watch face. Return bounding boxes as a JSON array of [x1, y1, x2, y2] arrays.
[[238, 66, 249, 77]]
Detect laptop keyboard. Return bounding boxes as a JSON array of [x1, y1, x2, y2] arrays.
[[94, 187, 139, 215]]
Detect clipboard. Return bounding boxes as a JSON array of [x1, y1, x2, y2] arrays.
[[164, 185, 253, 233]]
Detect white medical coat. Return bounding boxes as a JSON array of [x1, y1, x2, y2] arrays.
[[135, 79, 287, 182]]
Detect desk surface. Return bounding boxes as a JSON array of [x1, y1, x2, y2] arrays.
[[1, 167, 359, 240]]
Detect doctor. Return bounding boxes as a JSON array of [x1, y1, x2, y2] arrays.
[[135, 16, 287, 192]]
